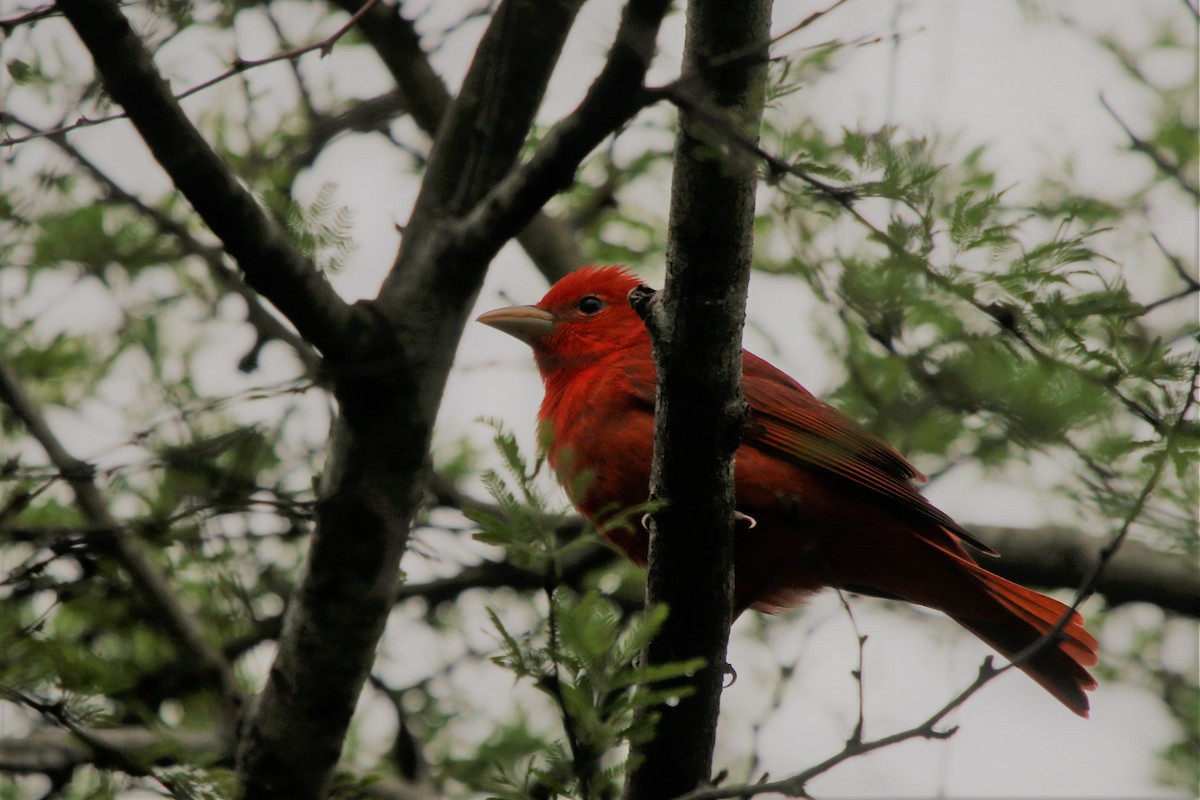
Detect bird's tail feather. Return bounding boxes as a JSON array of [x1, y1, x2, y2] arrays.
[[951, 564, 1098, 717]]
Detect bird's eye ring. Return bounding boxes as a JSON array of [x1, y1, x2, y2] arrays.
[[578, 295, 604, 315]]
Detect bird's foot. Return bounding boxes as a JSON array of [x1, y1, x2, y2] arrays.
[[640, 511, 756, 530]]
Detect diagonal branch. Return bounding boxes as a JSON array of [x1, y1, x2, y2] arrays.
[[447, 0, 674, 271], [1, 0, 382, 148], [1, 110, 322, 375], [0, 356, 243, 729], [235, 1, 595, 796], [1100, 93, 1199, 201], [328, 0, 585, 283], [55, 0, 365, 363]]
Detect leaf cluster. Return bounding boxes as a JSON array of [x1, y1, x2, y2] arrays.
[[462, 426, 701, 800]]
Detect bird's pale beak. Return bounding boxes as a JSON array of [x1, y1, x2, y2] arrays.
[[476, 304, 555, 345]]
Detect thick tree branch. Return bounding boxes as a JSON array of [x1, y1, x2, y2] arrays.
[[235, 1, 588, 796], [973, 525, 1200, 617], [448, 0, 672, 270], [624, 0, 771, 797], [55, 0, 366, 363], [0, 726, 224, 775], [426, 469, 1200, 617], [0, 357, 243, 728], [394, 518, 1200, 619], [328, 0, 584, 283]]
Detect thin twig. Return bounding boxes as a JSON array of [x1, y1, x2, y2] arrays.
[[653, 81, 859, 206], [829, 585, 868, 744], [1144, 229, 1200, 312], [668, 364, 1193, 800], [707, 0, 852, 71], [1, 0, 382, 148], [1099, 93, 1199, 201], [0, 3, 55, 31]]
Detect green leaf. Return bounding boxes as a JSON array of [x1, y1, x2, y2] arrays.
[[6, 60, 32, 84]]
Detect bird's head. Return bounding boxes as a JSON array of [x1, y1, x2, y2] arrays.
[[477, 266, 647, 373]]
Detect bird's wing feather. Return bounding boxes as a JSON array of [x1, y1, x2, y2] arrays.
[[623, 350, 999, 556]]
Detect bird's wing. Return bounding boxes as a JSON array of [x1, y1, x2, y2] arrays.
[[623, 350, 998, 556]]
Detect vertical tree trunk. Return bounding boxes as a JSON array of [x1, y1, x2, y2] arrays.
[[624, 1, 771, 797]]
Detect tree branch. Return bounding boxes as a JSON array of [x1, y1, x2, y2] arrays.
[[0, 356, 243, 729], [1100, 93, 1200, 201], [0, 110, 322, 375], [0, 725, 224, 775], [447, 0, 673, 273], [327, 0, 585, 283], [56, 0, 366, 363], [624, 0, 771, 796], [0, 725, 437, 800], [423, 475, 1200, 617], [234, 1, 589, 796], [973, 525, 1200, 617]]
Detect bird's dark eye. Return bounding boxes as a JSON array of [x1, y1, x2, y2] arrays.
[[577, 295, 604, 315]]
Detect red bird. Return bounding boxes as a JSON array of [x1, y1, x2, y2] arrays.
[[478, 265, 1098, 716]]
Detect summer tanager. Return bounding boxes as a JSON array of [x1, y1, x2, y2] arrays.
[[478, 265, 1098, 716]]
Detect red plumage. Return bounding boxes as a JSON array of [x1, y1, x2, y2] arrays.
[[478, 265, 1098, 716]]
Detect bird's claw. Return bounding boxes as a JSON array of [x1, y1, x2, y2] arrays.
[[723, 661, 738, 687], [735, 510, 757, 529]]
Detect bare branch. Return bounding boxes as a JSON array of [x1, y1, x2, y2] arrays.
[[1144, 229, 1200, 312], [327, 0, 585, 283], [447, 0, 676, 277], [0, 111, 322, 375], [56, 0, 365, 363], [1100, 93, 1200, 200], [1, 0, 382, 148], [0, 3, 56, 34], [164, 0, 384, 109]]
